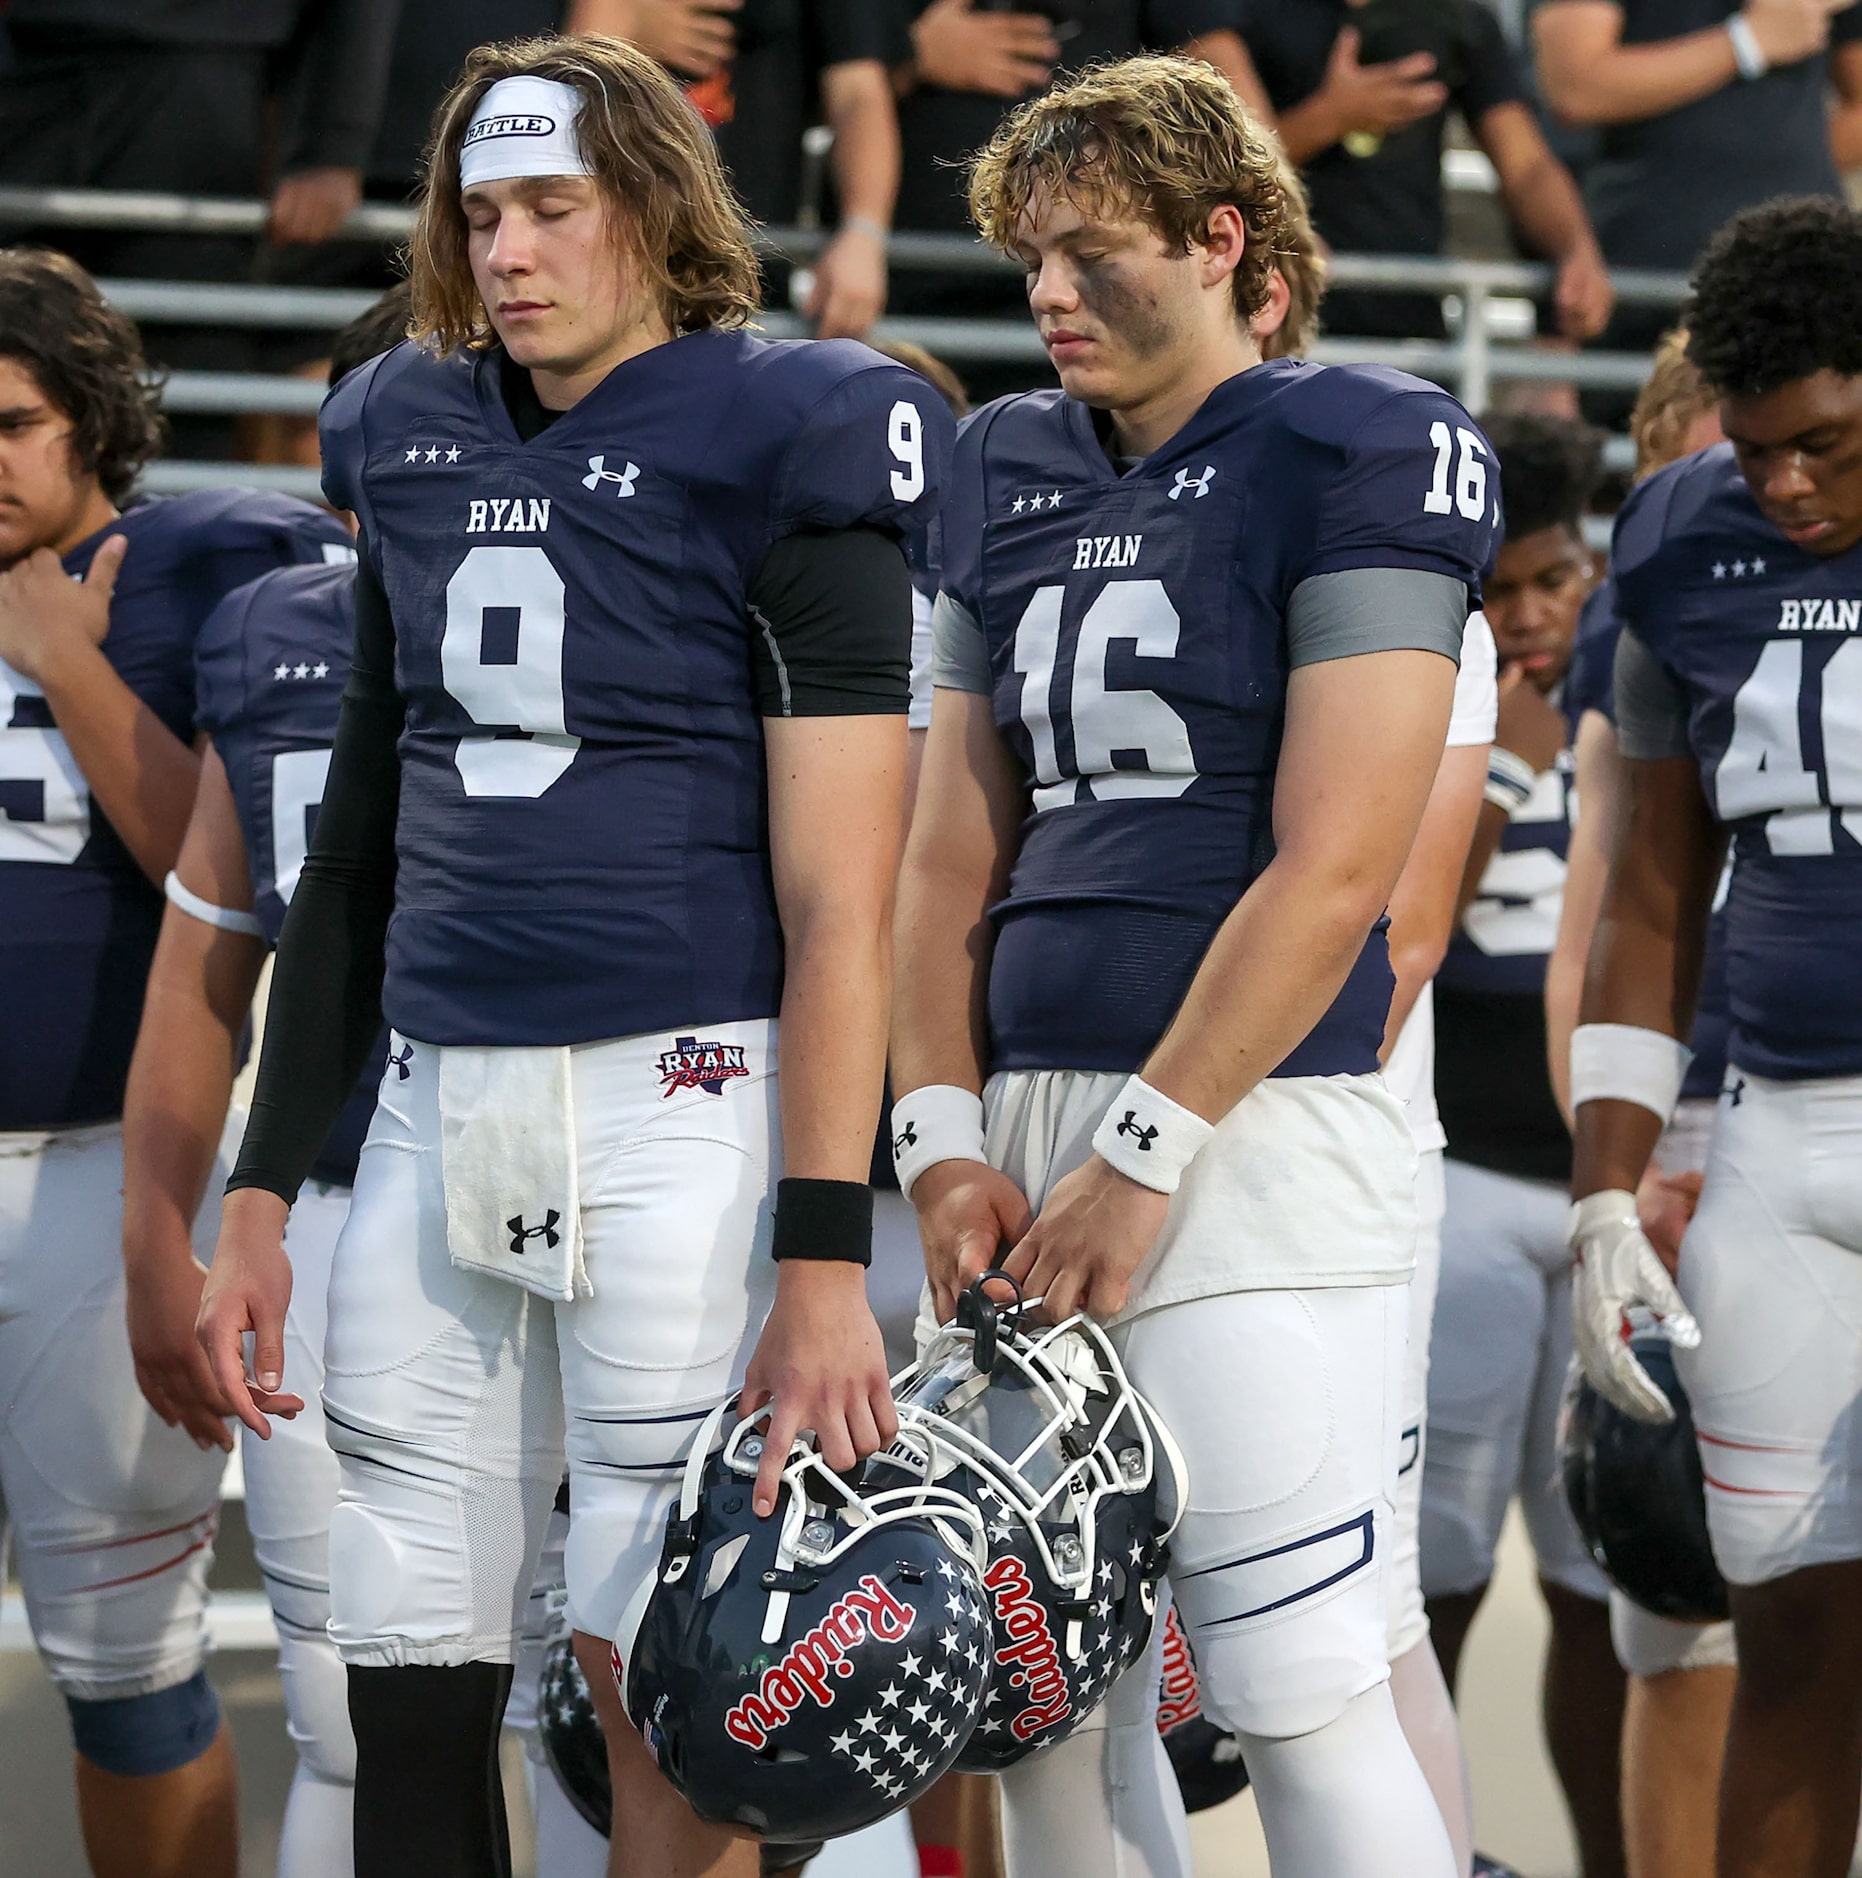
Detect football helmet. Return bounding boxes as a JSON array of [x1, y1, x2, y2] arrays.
[[623, 1403, 993, 1842], [878, 1276, 1186, 1770], [1156, 1605, 1250, 1813], [1561, 1336, 1729, 1623]]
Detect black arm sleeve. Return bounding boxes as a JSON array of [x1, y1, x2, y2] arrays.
[[748, 527, 913, 718], [228, 551, 402, 1204]]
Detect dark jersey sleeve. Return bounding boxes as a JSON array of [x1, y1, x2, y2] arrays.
[[1836, 2, 1862, 43], [749, 527, 914, 717], [1301, 384, 1498, 590], [767, 355, 956, 546], [227, 547, 401, 1205], [194, 580, 259, 745], [1458, 0, 1526, 120]]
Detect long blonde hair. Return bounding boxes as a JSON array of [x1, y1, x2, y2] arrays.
[[408, 34, 762, 353]]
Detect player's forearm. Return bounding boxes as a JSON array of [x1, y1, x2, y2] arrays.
[[1535, 15, 1738, 124], [1570, 776, 1717, 1197], [35, 638, 200, 885], [1568, 901, 1681, 1196], [777, 905, 892, 1182], [122, 943, 256, 1278], [823, 62, 899, 231], [891, 853, 995, 1095], [1142, 854, 1400, 1122], [1547, 715, 1625, 1121]]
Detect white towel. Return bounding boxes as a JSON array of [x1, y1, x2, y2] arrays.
[[437, 1044, 588, 1302]]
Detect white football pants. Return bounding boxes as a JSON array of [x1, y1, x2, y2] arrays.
[[320, 1023, 779, 1668]]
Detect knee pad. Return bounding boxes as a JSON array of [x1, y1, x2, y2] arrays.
[[1173, 1513, 1388, 1741], [65, 1669, 221, 1778], [1609, 1595, 1738, 1679], [277, 1626, 357, 1786]]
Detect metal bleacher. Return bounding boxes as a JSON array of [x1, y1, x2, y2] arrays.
[[0, 183, 1690, 507]]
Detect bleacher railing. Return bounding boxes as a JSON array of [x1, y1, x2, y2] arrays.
[[0, 185, 1692, 501]]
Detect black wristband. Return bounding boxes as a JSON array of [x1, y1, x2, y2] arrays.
[[771, 1177, 874, 1267]]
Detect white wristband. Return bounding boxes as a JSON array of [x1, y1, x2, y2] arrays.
[[1727, 13, 1768, 80], [890, 1084, 987, 1199], [1484, 746, 1537, 814], [164, 870, 264, 937], [1090, 1075, 1215, 1195], [1570, 1023, 1693, 1125]]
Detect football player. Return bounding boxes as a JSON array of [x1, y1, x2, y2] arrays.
[[194, 34, 951, 1878], [1259, 162, 1496, 1878], [892, 56, 1491, 1878], [118, 290, 400, 1878], [0, 249, 351, 1878], [1569, 196, 1862, 1878], [1418, 416, 1629, 1878], [1545, 329, 1731, 1878]]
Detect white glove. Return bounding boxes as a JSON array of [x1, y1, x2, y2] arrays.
[[1568, 1188, 1701, 1424]]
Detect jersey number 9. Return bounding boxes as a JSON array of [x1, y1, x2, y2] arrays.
[[443, 545, 581, 798], [889, 401, 926, 503]]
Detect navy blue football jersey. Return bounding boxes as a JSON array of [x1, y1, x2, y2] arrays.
[[1, 491, 353, 1128], [1613, 443, 1862, 1081], [940, 358, 1494, 1077], [321, 330, 953, 1047], [1437, 740, 1573, 998], [195, 561, 381, 1183], [1564, 574, 1731, 1099]]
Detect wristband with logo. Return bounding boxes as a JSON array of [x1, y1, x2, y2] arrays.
[[889, 1083, 987, 1199], [1090, 1075, 1215, 1195], [1570, 1023, 1693, 1125]]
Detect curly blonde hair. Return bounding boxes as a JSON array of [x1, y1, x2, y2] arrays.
[[967, 55, 1295, 321], [1630, 327, 1719, 481], [1259, 159, 1326, 360], [409, 34, 761, 353]]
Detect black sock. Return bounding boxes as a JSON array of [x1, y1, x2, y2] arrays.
[[348, 1662, 515, 1878]]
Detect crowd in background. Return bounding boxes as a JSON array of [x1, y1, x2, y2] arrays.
[[0, 0, 1857, 451]]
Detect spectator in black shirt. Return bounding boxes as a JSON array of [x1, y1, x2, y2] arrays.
[[1535, 0, 1862, 274], [890, 0, 1248, 397], [1232, 0, 1613, 344], [576, 0, 909, 337]]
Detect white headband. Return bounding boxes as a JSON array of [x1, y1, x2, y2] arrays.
[[459, 76, 593, 190]]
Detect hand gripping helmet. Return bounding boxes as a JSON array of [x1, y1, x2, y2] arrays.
[[878, 1277, 1186, 1770], [1561, 1337, 1729, 1623], [622, 1403, 995, 1842]]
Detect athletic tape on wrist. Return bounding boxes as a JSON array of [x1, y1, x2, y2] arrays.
[[889, 1084, 987, 1199], [1727, 14, 1768, 79], [1484, 746, 1536, 814], [1570, 1023, 1693, 1124], [1090, 1075, 1215, 1194], [164, 870, 264, 937]]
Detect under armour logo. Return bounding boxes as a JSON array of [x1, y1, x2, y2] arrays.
[[582, 455, 639, 497], [506, 1209, 562, 1254], [1726, 1077, 1746, 1107], [1115, 1112, 1158, 1151], [894, 1120, 918, 1155], [1169, 466, 1216, 501], [389, 1043, 413, 1081]]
